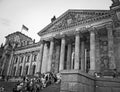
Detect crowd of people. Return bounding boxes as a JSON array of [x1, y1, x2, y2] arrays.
[[12, 72, 61, 92], [0, 87, 5, 92]]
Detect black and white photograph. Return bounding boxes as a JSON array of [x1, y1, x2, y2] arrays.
[[0, 0, 120, 92]]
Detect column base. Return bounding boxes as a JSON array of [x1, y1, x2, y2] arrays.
[[101, 69, 116, 77], [88, 70, 96, 76]]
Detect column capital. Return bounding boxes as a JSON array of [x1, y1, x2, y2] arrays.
[[39, 40, 45, 44], [41, 40, 50, 47], [74, 31, 82, 35], [60, 34, 67, 39], [89, 27, 98, 35], [46, 37, 55, 42], [106, 23, 113, 30]]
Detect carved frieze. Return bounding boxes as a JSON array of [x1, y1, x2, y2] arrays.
[[37, 10, 110, 36], [111, 9, 120, 27], [51, 12, 99, 31]]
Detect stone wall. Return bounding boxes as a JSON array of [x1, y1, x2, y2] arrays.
[[60, 70, 120, 92], [95, 78, 120, 92], [60, 70, 95, 92]]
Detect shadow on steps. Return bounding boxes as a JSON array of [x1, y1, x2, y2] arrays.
[[41, 83, 60, 92]]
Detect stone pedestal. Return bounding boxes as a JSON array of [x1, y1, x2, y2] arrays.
[[60, 70, 95, 92], [60, 70, 120, 92]]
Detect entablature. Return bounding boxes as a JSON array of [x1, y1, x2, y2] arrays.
[[38, 10, 111, 37], [40, 18, 113, 41]]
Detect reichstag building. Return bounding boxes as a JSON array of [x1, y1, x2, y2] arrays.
[[0, 0, 120, 92]]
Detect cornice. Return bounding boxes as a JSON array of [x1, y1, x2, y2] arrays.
[[14, 50, 40, 55], [40, 13, 111, 36], [5, 31, 32, 40], [15, 42, 40, 51], [38, 9, 110, 36]]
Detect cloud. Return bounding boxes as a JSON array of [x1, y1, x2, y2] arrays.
[[0, 17, 11, 26]]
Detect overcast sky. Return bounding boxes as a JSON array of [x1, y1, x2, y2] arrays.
[[0, 0, 112, 45]]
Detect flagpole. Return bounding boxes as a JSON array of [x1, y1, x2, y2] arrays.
[[21, 25, 23, 33], [21, 28, 22, 33], [21, 25, 29, 33]]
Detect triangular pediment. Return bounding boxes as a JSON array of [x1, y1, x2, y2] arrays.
[[6, 31, 32, 45], [38, 9, 110, 36]]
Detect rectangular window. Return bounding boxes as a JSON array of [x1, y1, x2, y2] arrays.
[[14, 57, 18, 64], [26, 55, 30, 62], [20, 56, 24, 63]]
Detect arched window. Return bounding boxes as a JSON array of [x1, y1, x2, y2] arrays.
[[32, 65, 36, 75], [19, 66, 22, 76], [25, 66, 29, 75], [13, 67, 16, 76]]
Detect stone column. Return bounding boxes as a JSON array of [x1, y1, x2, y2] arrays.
[[21, 55, 26, 76], [36, 42, 44, 74], [106, 24, 116, 69], [8, 55, 15, 76], [41, 43, 49, 73], [67, 43, 72, 69], [55, 45, 60, 73], [89, 29, 96, 75], [9, 57, 15, 76], [81, 41, 85, 71], [84, 49, 87, 72], [7, 51, 14, 76], [74, 33, 80, 69], [95, 33, 100, 72], [59, 36, 66, 71], [28, 54, 33, 75], [47, 38, 54, 72], [15, 56, 20, 76]]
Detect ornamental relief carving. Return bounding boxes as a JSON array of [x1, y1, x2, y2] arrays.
[[99, 39, 109, 71], [111, 10, 120, 27], [50, 12, 99, 31]]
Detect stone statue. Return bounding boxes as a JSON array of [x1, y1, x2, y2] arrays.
[[111, 0, 119, 4]]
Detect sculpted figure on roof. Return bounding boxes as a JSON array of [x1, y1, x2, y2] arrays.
[[111, 0, 119, 4]]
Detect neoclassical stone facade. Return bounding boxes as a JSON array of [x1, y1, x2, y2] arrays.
[[1, 0, 120, 92], [1, 0, 120, 77]]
